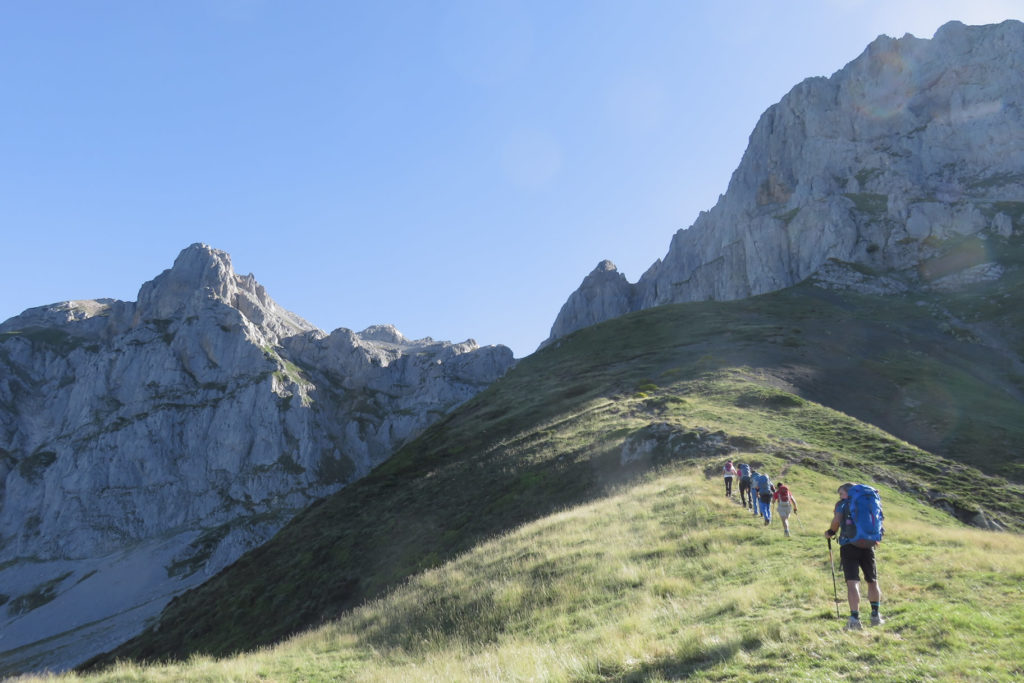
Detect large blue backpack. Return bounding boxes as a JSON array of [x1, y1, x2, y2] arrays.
[[739, 464, 751, 479], [841, 484, 884, 548], [756, 473, 771, 496]]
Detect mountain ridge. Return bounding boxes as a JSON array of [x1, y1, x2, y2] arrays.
[[0, 243, 513, 675], [546, 19, 1024, 345], [82, 265, 1024, 673]]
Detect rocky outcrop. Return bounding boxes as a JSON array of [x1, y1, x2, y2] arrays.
[[0, 243, 514, 675], [546, 260, 637, 341], [547, 20, 1024, 343], [620, 423, 735, 468]]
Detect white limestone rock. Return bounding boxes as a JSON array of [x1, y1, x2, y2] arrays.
[[0, 243, 514, 675], [928, 262, 1005, 291], [546, 20, 1024, 343], [809, 259, 911, 295], [545, 260, 637, 344], [993, 212, 1014, 238]]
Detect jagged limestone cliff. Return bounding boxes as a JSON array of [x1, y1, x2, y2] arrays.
[[547, 20, 1024, 343], [0, 244, 514, 674]]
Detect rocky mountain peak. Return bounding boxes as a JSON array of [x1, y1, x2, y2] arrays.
[[544, 261, 636, 345], [134, 243, 315, 343], [546, 19, 1024, 344], [0, 244, 514, 674], [359, 324, 409, 345], [136, 243, 233, 316], [170, 241, 234, 284]]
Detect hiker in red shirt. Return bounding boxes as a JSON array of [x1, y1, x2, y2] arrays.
[[773, 482, 799, 537]]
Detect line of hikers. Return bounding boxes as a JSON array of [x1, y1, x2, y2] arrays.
[[723, 461, 798, 536], [723, 462, 886, 630]]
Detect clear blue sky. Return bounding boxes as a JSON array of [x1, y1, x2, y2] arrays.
[[1, 1, 1020, 357]]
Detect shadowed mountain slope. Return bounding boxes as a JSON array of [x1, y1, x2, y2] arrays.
[[84, 239, 1024, 668]]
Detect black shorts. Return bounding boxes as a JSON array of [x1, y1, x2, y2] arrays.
[[840, 543, 877, 583]]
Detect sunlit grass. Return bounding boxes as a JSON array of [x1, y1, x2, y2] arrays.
[[34, 461, 1024, 682]]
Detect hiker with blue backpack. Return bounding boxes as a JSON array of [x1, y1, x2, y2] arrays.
[[738, 463, 753, 509], [755, 471, 774, 525], [749, 469, 761, 516], [825, 482, 885, 630]]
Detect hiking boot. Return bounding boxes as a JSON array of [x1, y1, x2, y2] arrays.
[[764, 518, 770, 526], [870, 614, 885, 626], [844, 617, 863, 631], [784, 529, 790, 537]]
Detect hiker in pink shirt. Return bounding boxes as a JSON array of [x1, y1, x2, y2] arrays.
[[722, 461, 738, 497]]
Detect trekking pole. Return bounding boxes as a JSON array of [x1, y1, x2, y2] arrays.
[[827, 537, 841, 618]]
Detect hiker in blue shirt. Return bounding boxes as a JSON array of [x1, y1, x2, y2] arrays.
[[749, 469, 762, 517], [826, 482, 884, 630], [756, 472, 774, 525]]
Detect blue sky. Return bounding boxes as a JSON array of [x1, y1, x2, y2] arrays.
[[1, 1, 1020, 357]]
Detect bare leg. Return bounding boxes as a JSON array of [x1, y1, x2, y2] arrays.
[[867, 581, 881, 603], [847, 580, 861, 613]]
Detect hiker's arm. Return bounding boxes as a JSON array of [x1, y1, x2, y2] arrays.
[[825, 508, 841, 538]]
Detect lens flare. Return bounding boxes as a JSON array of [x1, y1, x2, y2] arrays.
[[848, 51, 915, 122]]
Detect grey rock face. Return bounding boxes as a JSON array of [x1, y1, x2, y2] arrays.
[[548, 20, 1024, 343], [545, 260, 637, 343], [0, 243, 514, 674]]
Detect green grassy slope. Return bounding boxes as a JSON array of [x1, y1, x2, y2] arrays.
[[74, 265, 1024, 676], [62, 459, 1024, 680]]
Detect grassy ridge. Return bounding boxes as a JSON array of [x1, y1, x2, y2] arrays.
[[72, 278, 1024, 676], [53, 462, 1024, 681]]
